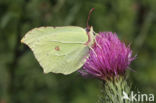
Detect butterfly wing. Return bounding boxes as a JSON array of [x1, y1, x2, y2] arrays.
[[21, 26, 89, 74]]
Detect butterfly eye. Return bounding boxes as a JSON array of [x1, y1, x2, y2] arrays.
[[85, 28, 90, 32]]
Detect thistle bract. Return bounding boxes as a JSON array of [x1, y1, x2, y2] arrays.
[[80, 32, 135, 80]]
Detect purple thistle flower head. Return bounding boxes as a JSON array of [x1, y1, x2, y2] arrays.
[[80, 32, 135, 80]]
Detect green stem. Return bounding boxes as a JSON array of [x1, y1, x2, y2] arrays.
[[98, 76, 132, 103]]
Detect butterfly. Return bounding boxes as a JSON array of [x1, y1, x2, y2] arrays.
[[21, 8, 96, 75]]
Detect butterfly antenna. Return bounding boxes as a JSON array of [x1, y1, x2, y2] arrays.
[[86, 8, 95, 31], [84, 8, 95, 46]]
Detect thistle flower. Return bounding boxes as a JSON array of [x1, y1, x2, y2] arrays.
[[80, 32, 135, 80]]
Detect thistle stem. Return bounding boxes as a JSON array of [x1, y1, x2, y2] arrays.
[[98, 76, 132, 103]]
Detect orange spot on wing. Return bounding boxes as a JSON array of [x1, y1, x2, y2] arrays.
[[55, 46, 60, 51]]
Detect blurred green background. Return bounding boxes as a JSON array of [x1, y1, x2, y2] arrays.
[[0, 0, 156, 103]]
